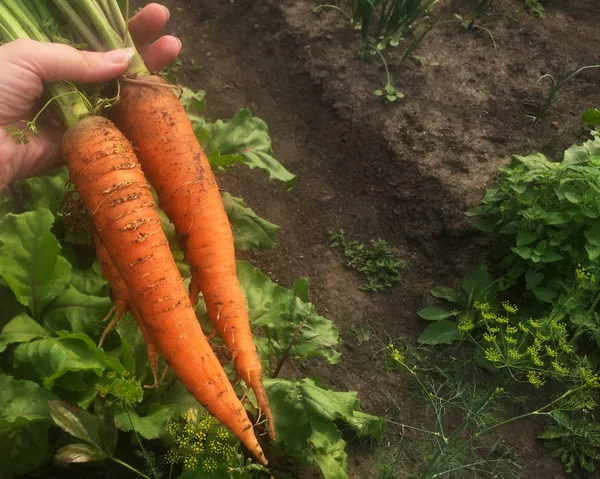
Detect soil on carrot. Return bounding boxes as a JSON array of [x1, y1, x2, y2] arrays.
[[151, 1, 598, 477]]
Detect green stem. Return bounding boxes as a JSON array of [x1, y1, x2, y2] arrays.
[[110, 457, 152, 479], [418, 373, 504, 479], [1, 0, 48, 42], [52, 0, 104, 51], [312, 4, 353, 22], [65, 0, 148, 76], [107, 0, 128, 38], [474, 385, 582, 439], [0, 0, 90, 127], [399, 360, 447, 441]]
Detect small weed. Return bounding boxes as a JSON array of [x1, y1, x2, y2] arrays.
[[525, 0, 545, 18], [352, 325, 377, 345], [328, 229, 405, 291], [366, 45, 404, 103], [535, 64, 600, 120], [374, 82, 403, 103]]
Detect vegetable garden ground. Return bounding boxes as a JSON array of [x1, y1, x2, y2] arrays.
[[0, 0, 598, 477], [154, 0, 599, 477]]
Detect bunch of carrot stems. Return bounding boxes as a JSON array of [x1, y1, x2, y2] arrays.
[[0, 0, 273, 465]]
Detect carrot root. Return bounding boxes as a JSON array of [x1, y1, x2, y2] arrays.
[[66, 117, 267, 464], [113, 76, 276, 440]]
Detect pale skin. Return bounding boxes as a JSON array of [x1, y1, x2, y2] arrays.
[[0, 3, 181, 190]]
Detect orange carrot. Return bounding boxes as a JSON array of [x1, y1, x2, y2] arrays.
[[94, 233, 163, 388], [64, 115, 267, 464], [113, 76, 275, 439]]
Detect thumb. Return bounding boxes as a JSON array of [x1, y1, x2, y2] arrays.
[[4, 39, 135, 84]]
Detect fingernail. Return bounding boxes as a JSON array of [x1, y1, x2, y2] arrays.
[[163, 5, 171, 20], [106, 47, 136, 64]]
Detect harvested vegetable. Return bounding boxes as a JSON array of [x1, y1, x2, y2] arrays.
[[53, 0, 276, 439], [94, 233, 163, 388], [0, 1, 267, 465]]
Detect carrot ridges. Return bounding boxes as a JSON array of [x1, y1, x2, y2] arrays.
[[65, 116, 267, 464], [113, 75, 276, 440]]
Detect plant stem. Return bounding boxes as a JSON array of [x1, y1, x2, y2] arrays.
[[312, 4, 353, 22], [418, 373, 504, 479], [111, 457, 152, 479], [0, 1, 90, 127], [272, 319, 307, 378], [52, 0, 104, 51], [474, 385, 582, 439], [368, 45, 392, 86], [70, 0, 148, 76]]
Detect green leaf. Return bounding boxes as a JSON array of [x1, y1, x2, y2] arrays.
[[417, 307, 453, 321], [115, 380, 199, 439], [0, 209, 72, 319], [13, 331, 122, 391], [204, 109, 296, 188], [265, 377, 382, 477], [511, 246, 532, 260], [18, 167, 69, 215], [418, 320, 459, 345], [532, 287, 557, 303], [583, 108, 600, 126], [48, 400, 114, 455], [516, 229, 538, 246], [525, 269, 544, 289], [180, 87, 206, 114], [430, 286, 459, 303], [513, 152, 552, 170], [42, 285, 112, 338], [223, 193, 280, 250], [0, 313, 50, 353], [238, 262, 341, 366], [54, 443, 108, 463], [314, 438, 349, 479], [343, 410, 385, 441], [460, 267, 494, 304], [0, 375, 56, 479], [69, 267, 108, 296]]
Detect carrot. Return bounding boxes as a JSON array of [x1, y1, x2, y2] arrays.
[[0, 0, 266, 466], [112, 76, 276, 439], [64, 116, 267, 464], [94, 233, 163, 388]]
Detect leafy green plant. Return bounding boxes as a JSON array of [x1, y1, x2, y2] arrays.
[[417, 266, 495, 345], [583, 107, 600, 128], [0, 87, 383, 479], [328, 229, 405, 291], [466, 136, 600, 306], [540, 411, 600, 474], [415, 126, 600, 474]]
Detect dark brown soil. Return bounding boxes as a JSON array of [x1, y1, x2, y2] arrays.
[[145, 0, 600, 477]]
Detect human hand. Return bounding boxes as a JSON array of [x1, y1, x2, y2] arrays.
[[0, 3, 181, 190]]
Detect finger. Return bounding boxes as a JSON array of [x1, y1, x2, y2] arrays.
[[2, 39, 134, 84], [139, 36, 182, 73], [129, 3, 171, 48]]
